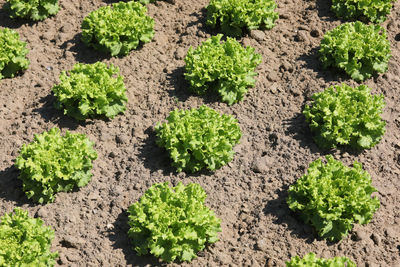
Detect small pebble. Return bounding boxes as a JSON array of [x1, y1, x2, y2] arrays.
[[250, 30, 265, 42], [36, 207, 48, 218], [267, 71, 279, 82], [255, 238, 268, 252], [251, 156, 274, 173], [115, 135, 129, 144], [174, 47, 185, 60], [353, 229, 368, 241], [280, 61, 293, 73], [295, 30, 308, 42], [371, 233, 381, 245], [310, 28, 321, 38]]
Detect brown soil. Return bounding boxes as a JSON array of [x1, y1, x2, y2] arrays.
[[1, 0, 400, 266]]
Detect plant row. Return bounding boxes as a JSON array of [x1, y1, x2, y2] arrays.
[[0, 0, 393, 83], [3, 0, 394, 24]]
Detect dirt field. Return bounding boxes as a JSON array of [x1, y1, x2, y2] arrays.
[[0, 0, 399, 266]]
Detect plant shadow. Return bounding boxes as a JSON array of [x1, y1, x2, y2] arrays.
[[166, 66, 228, 105], [263, 186, 318, 244], [137, 127, 215, 178], [315, 0, 336, 22], [296, 47, 350, 84], [184, 8, 219, 37], [283, 110, 322, 155], [284, 102, 364, 157], [166, 66, 191, 103], [60, 33, 111, 64], [137, 127, 176, 176], [0, 4, 37, 28], [107, 210, 164, 267], [32, 93, 89, 130], [0, 165, 33, 206], [264, 184, 349, 247], [316, 0, 371, 23]]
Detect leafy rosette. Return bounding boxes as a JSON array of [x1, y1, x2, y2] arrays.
[[128, 182, 221, 262], [5, 0, 59, 21], [304, 84, 386, 150], [206, 0, 278, 36], [319, 21, 391, 81], [0, 28, 29, 80], [184, 34, 262, 105], [287, 156, 380, 242], [15, 127, 98, 204], [52, 62, 128, 121], [286, 252, 356, 267], [81, 1, 154, 56], [155, 105, 242, 173], [331, 0, 393, 23], [0, 208, 58, 266]]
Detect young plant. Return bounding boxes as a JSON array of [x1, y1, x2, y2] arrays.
[[184, 34, 262, 105], [331, 0, 393, 23], [52, 62, 128, 121], [0, 28, 29, 80], [5, 0, 59, 21], [303, 84, 386, 150], [15, 127, 98, 204], [155, 105, 242, 173], [81, 1, 154, 56], [287, 156, 380, 242], [128, 182, 221, 262], [206, 0, 278, 36], [286, 252, 356, 267], [0, 208, 58, 266], [319, 21, 391, 81]]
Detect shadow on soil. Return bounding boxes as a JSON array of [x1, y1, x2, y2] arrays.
[[60, 33, 111, 64], [166, 66, 228, 105], [184, 8, 219, 37], [107, 211, 164, 267], [137, 127, 175, 176], [296, 47, 350, 84], [0, 5, 37, 28], [263, 186, 317, 244], [0, 165, 33, 206], [315, 0, 336, 21], [283, 110, 322, 155], [137, 127, 216, 177], [284, 105, 363, 157], [32, 94, 88, 130], [166, 66, 191, 103]]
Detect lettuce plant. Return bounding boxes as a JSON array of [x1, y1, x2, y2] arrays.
[[331, 0, 393, 23], [287, 156, 380, 242], [5, 0, 59, 21], [185, 34, 262, 105], [286, 252, 356, 267], [206, 0, 278, 36], [304, 84, 386, 150], [0, 208, 58, 266], [155, 105, 242, 173], [15, 127, 98, 204], [319, 21, 391, 81], [52, 62, 128, 120], [128, 182, 221, 262], [81, 1, 154, 56], [0, 28, 29, 80]]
